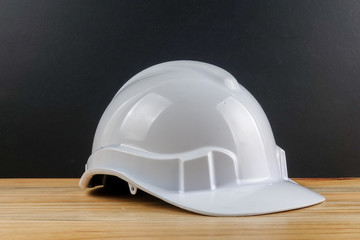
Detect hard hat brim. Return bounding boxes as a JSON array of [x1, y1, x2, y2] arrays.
[[80, 169, 325, 216]]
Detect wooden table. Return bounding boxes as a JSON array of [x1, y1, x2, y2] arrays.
[[0, 178, 359, 239]]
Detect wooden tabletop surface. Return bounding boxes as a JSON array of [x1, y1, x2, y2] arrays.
[[0, 178, 359, 239]]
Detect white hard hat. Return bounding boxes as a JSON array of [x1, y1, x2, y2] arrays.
[[80, 60, 325, 216]]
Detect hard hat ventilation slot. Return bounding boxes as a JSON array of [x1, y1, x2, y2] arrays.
[[276, 147, 288, 179], [180, 151, 238, 192], [182, 156, 212, 192]]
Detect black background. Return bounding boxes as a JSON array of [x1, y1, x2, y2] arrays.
[[1, 0, 359, 178]]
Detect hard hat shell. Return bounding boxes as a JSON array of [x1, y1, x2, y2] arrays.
[[80, 61, 324, 216]]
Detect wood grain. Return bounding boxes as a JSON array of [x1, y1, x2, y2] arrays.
[[0, 178, 359, 239]]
